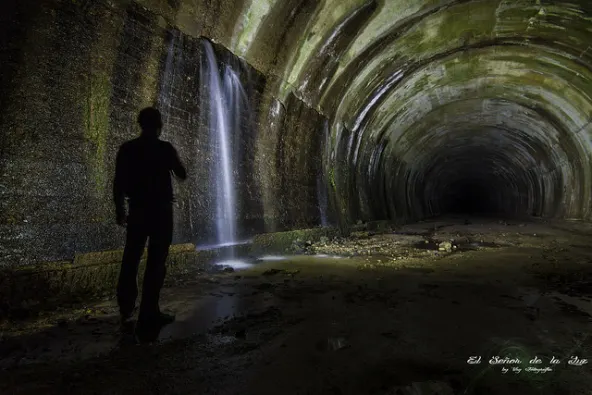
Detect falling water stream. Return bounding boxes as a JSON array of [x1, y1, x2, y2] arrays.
[[201, 39, 259, 266], [202, 40, 238, 247]]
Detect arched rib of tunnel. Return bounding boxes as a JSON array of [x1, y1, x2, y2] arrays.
[[324, 29, 592, 225]]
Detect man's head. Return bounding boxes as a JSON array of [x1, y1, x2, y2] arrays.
[[137, 107, 163, 137]]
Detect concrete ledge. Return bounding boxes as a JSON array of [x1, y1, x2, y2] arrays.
[[0, 226, 374, 320], [0, 243, 202, 320], [250, 227, 342, 255], [71, 243, 196, 267]]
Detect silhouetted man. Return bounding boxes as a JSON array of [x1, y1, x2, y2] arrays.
[[113, 107, 187, 341]]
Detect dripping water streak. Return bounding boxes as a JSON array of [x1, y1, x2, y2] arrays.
[[158, 30, 177, 128], [157, 31, 196, 236], [318, 120, 330, 226]]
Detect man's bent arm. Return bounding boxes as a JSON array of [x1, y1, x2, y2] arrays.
[[171, 145, 187, 181]]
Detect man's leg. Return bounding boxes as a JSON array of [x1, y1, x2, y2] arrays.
[[138, 205, 173, 322], [117, 220, 148, 320]]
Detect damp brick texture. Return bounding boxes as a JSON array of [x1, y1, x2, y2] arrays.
[[0, 0, 328, 267]]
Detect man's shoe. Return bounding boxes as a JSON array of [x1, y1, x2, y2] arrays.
[[120, 306, 137, 323], [135, 312, 176, 344], [135, 324, 160, 344], [138, 311, 175, 327], [156, 312, 176, 326], [120, 315, 135, 333]]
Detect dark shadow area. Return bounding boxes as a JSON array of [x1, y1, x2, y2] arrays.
[[442, 179, 499, 215], [1, 227, 591, 395], [408, 146, 554, 221], [0, 313, 122, 370]]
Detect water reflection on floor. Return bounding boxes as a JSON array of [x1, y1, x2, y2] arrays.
[[196, 239, 254, 250], [213, 254, 346, 270], [160, 269, 275, 342], [3, 217, 592, 395], [214, 259, 254, 269], [161, 254, 350, 342], [160, 291, 243, 341]]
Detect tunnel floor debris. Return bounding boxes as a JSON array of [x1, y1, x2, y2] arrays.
[[1, 217, 592, 395]]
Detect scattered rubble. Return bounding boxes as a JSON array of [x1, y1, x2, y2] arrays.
[[438, 241, 453, 252]]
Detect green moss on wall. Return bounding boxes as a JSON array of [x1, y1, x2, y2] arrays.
[[329, 166, 336, 189], [84, 70, 112, 197], [139, 30, 165, 108]]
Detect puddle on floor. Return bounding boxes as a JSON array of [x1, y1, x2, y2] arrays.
[[550, 292, 592, 319], [257, 255, 289, 262], [159, 285, 278, 341], [396, 232, 431, 237], [462, 242, 502, 250], [214, 259, 254, 270], [412, 240, 502, 252], [214, 253, 350, 272]]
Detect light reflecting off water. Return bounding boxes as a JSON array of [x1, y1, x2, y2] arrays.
[[257, 254, 346, 261], [212, 253, 346, 271], [215, 260, 253, 269], [313, 254, 345, 259], [257, 255, 288, 261], [196, 239, 253, 251]]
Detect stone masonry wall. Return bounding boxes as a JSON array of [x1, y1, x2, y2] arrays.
[[0, 0, 329, 267]]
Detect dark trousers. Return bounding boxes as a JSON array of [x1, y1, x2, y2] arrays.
[[117, 203, 173, 320]]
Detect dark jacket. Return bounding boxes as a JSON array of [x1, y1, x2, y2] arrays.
[[113, 135, 186, 217]]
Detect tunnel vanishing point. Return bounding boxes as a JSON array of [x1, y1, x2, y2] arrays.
[[2, 0, 592, 268]]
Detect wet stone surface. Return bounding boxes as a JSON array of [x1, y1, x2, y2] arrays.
[[1, 217, 592, 394]]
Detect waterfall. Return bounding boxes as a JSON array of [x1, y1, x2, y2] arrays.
[[201, 40, 243, 246], [224, 64, 249, 188]]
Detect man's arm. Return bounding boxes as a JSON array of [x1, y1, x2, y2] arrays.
[[170, 144, 187, 181], [113, 147, 128, 226]]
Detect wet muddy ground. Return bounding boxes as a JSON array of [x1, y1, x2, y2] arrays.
[[1, 216, 591, 394]]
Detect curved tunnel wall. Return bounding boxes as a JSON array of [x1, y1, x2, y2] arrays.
[[319, 0, 592, 225], [2, 0, 592, 266]]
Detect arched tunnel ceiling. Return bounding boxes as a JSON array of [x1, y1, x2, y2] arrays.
[[227, 0, 592, 109], [206, 0, 592, 220]]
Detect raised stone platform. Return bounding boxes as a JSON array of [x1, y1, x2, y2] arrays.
[[0, 224, 379, 320], [250, 227, 343, 255], [0, 243, 200, 320]]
